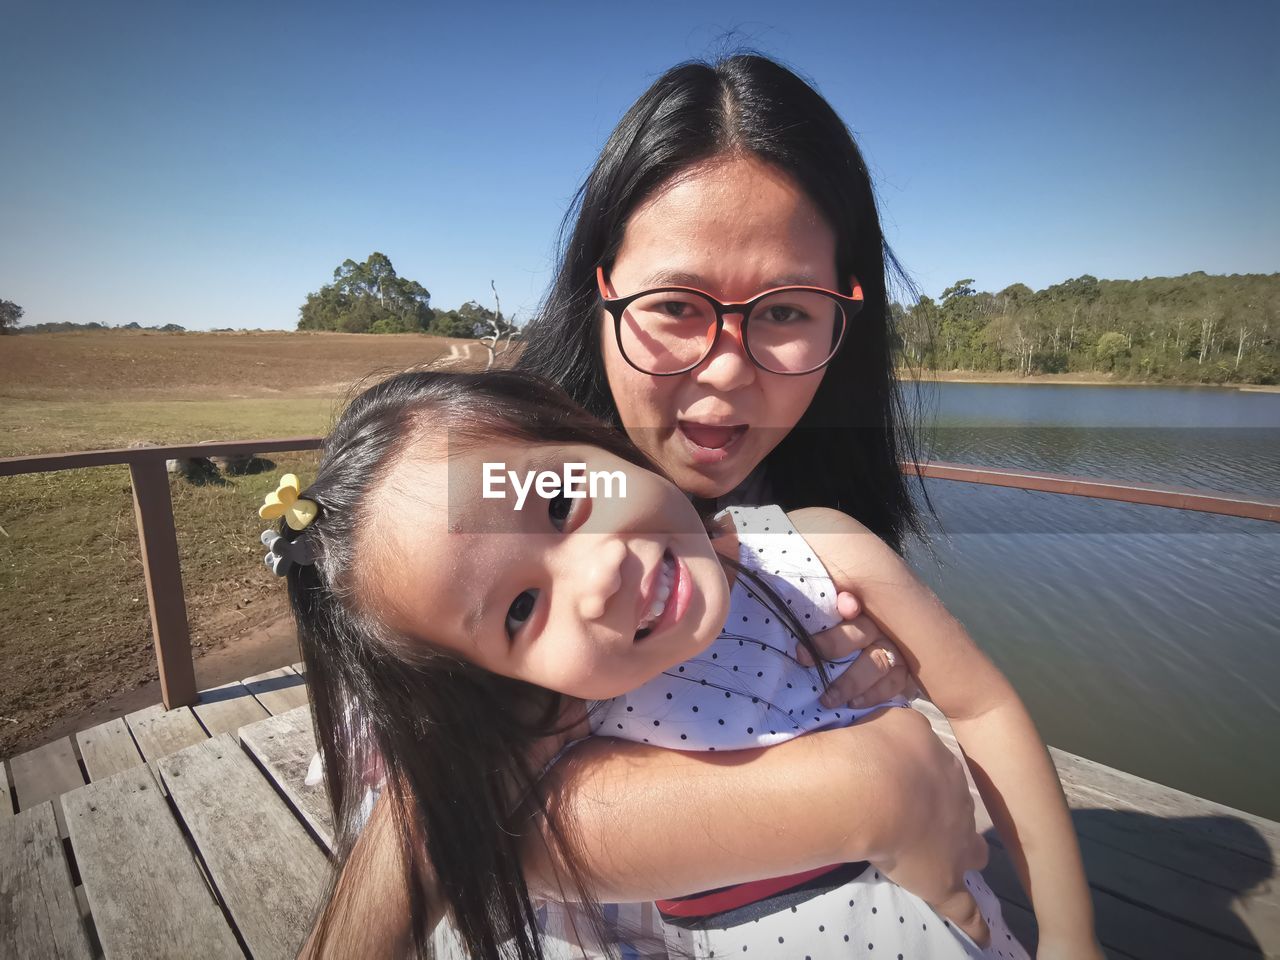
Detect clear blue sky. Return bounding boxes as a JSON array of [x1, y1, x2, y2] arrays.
[[2, 0, 1276, 331]]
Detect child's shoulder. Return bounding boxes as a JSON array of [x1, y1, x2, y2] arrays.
[[712, 505, 874, 546], [712, 505, 895, 585], [785, 508, 901, 584], [786, 506, 871, 537]]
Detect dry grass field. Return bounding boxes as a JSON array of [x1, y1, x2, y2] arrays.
[[0, 330, 487, 756]]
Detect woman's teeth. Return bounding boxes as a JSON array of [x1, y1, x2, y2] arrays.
[[637, 552, 676, 634]]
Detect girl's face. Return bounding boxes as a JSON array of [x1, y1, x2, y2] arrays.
[[600, 153, 838, 500], [372, 440, 733, 700]]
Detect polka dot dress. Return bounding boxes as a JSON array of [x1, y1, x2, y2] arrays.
[[661, 867, 1027, 960], [568, 505, 1029, 960]]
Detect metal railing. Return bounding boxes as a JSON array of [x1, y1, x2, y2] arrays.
[[3, 438, 1277, 709], [911, 461, 1280, 523]]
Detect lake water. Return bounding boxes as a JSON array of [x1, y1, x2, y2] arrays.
[[901, 382, 1280, 819]]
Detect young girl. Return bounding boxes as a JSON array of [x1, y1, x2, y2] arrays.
[[278, 369, 1098, 960]]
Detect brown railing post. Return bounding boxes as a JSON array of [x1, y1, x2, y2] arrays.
[[128, 458, 197, 709]]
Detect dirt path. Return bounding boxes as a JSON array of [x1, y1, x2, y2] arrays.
[[12, 613, 303, 756]]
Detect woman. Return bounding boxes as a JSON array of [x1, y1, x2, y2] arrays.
[[303, 53, 1087, 957]]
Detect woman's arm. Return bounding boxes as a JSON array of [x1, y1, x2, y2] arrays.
[[298, 710, 985, 956], [522, 705, 985, 902], [794, 507, 1100, 955]]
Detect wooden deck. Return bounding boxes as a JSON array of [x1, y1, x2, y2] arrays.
[[2, 671, 1276, 959]]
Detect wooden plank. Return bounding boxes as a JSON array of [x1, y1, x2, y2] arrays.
[[75, 717, 144, 782], [125, 703, 208, 761], [1, 760, 13, 816], [1077, 829, 1279, 950], [159, 734, 328, 960], [193, 680, 270, 737], [9, 736, 86, 836], [0, 802, 93, 959], [921, 701, 1269, 890], [917, 701, 1280, 859], [932, 719, 1278, 942], [1064, 799, 1273, 893], [1049, 745, 1280, 857], [988, 818, 1280, 953], [243, 666, 310, 716], [995, 895, 1137, 960], [239, 705, 334, 850], [916, 701, 1274, 957], [61, 764, 242, 959], [983, 841, 1261, 960]]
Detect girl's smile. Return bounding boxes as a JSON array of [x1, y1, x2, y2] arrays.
[[634, 548, 691, 640]]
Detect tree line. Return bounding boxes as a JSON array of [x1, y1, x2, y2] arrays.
[[296, 252, 515, 340], [895, 271, 1279, 384], [7, 264, 1277, 385], [8, 319, 187, 334]]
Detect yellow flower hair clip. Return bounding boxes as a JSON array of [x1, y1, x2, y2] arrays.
[[259, 474, 319, 531]]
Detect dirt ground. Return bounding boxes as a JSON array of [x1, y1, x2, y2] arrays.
[[27, 608, 302, 752], [0, 328, 486, 402], [1, 329, 492, 758]]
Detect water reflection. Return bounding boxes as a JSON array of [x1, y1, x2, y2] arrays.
[[904, 383, 1280, 819]]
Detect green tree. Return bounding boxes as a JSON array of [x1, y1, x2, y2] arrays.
[[1095, 332, 1128, 371], [894, 271, 1277, 383], [298, 253, 435, 333], [0, 299, 23, 334], [429, 300, 510, 339], [899, 296, 938, 366], [937, 279, 993, 368], [430, 308, 475, 338]]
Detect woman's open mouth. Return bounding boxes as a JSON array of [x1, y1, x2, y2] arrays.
[[635, 548, 688, 641], [677, 421, 748, 464]]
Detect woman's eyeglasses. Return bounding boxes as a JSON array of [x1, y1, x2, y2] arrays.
[[596, 266, 862, 376]]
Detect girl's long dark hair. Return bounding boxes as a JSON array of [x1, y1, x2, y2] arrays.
[[289, 369, 830, 960], [516, 53, 928, 552]]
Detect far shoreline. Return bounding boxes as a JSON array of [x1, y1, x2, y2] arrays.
[[900, 370, 1280, 393]]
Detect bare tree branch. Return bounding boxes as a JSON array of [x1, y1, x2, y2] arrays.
[[478, 280, 521, 370]]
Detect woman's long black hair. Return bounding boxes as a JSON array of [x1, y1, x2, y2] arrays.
[[290, 368, 832, 960], [516, 53, 928, 552]]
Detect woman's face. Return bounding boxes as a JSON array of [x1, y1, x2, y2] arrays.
[[600, 153, 838, 500], [371, 439, 732, 700]]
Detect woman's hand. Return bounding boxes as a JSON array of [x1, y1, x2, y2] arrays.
[[796, 590, 919, 709], [862, 708, 990, 944]]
